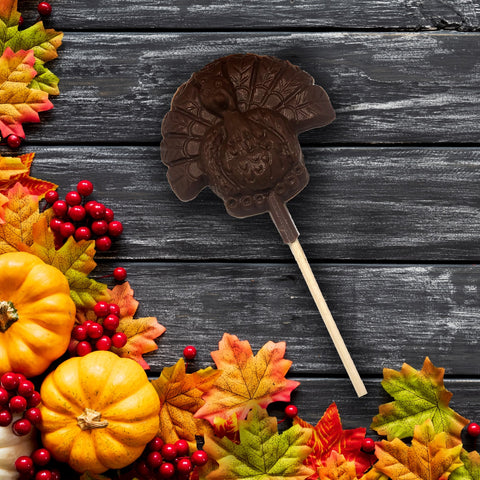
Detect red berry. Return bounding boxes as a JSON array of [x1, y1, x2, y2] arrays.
[[84, 200, 97, 214], [50, 218, 63, 232], [135, 460, 151, 477], [191, 450, 208, 467], [146, 451, 163, 469], [37, 2, 52, 16], [362, 437, 376, 453], [284, 404, 298, 418], [183, 345, 197, 361], [68, 205, 86, 222], [103, 314, 119, 331], [75, 226, 92, 241], [27, 391, 41, 408], [113, 267, 127, 282], [108, 221, 123, 237], [0, 409, 12, 426], [161, 443, 177, 461], [177, 458, 193, 475], [0, 388, 8, 405], [96, 236, 112, 251], [76, 341, 92, 357], [7, 134, 21, 149], [94, 301, 109, 317], [175, 439, 189, 457], [87, 322, 103, 339], [104, 208, 115, 223], [95, 335, 112, 351], [90, 203, 106, 219], [1, 372, 19, 390], [467, 422, 480, 437], [147, 436, 164, 452], [159, 462, 175, 478], [111, 332, 127, 348], [18, 15, 24, 27], [65, 191, 82, 206], [92, 220, 108, 235], [15, 456, 34, 474], [50, 470, 61, 480], [32, 448, 51, 466], [25, 407, 42, 425], [16, 373, 27, 383], [72, 325, 88, 341], [10, 395, 28, 413], [36, 470, 53, 480], [17, 380, 35, 398], [13, 418, 32, 436], [60, 221, 75, 238], [52, 200, 68, 217], [45, 190, 59, 204], [77, 180, 94, 197], [108, 303, 121, 316]]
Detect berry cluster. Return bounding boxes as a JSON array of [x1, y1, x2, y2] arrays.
[[135, 436, 208, 480], [69, 301, 128, 357], [0, 373, 41, 436], [15, 448, 61, 480], [46, 180, 123, 251]]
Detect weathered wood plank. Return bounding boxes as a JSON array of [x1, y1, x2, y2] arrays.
[[90, 261, 480, 377], [19, 0, 480, 31], [24, 32, 480, 145], [26, 145, 480, 261]]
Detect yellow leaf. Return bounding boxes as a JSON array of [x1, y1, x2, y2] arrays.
[[317, 452, 358, 480]]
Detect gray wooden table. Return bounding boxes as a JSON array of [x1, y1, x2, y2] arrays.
[[10, 0, 480, 438]]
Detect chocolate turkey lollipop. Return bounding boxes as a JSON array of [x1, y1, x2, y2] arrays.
[[161, 53, 366, 397]]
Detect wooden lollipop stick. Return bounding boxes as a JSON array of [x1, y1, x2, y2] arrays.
[[288, 239, 367, 397]]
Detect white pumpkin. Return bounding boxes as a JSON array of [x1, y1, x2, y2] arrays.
[[0, 416, 36, 479]]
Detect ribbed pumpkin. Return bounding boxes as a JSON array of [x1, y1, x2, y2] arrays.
[[0, 252, 76, 377], [39, 351, 161, 474]]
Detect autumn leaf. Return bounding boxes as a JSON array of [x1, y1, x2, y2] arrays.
[[371, 357, 469, 444], [150, 358, 220, 447], [195, 333, 299, 424], [316, 452, 358, 480], [109, 282, 165, 369], [203, 405, 314, 480], [373, 419, 463, 480], [0, 181, 39, 253], [0, 152, 57, 196], [450, 449, 480, 480], [213, 414, 240, 444], [294, 403, 373, 478], [0, 47, 53, 139], [0, 0, 63, 94]]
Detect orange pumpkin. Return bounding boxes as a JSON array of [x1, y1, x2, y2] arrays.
[[0, 252, 76, 377], [39, 351, 160, 473]]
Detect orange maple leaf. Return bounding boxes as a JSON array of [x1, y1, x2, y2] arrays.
[[109, 282, 165, 369], [317, 451, 358, 480], [0, 48, 53, 139], [295, 403, 373, 479], [0, 153, 57, 196], [195, 333, 299, 424], [0, 182, 39, 253], [151, 358, 220, 447]]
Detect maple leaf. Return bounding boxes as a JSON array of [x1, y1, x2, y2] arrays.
[[0, 181, 39, 253], [150, 358, 220, 447], [316, 452, 358, 480], [0, 47, 53, 138], [371, 357, 469, 444], [294, 403, 373, 478], [358, 469, 389, 480], [450, 450, 480, 480], [0, 152, 57, 196], [213, 414, 240, 443], [109, 282, 166, 369], [26, 213, 109, 308], [195, 333, 299, 424], [373, 419, 463, 480], [0, 192, 7, 223], [203, 405, 315, 480], [0, 0, 63, 94]]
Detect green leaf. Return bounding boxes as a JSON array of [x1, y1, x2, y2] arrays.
[[371, 357, 469, 444], [203, 405, 314, 480], [450, 450, 480, 480]]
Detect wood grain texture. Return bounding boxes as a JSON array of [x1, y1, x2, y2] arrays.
[[26, 145, 480, 261], [19, 0, 480, 31], [25, 32, 480, 145], [90, 261, 480, 377]]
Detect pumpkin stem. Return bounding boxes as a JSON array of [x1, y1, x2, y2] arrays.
[[0, 301, 18, 332], [77, 408, 109, 431]]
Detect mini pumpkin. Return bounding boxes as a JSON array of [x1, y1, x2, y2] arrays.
[[0, 252, 76, 377], [39, 351, 160, 473]]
